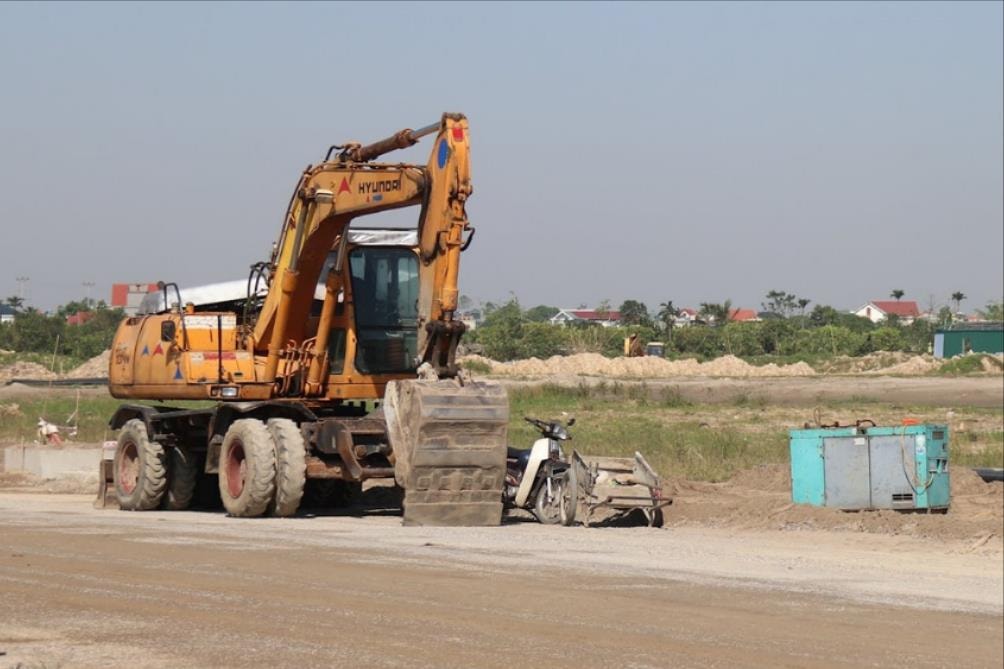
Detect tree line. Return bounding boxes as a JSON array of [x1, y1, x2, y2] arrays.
[[0, 299, 123, 360], [464, 293, 1004, 362]]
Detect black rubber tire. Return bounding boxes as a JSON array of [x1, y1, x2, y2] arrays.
[[218, 419, 276, 518], [266, 418, 306, 517], [648, 507, 665, 528], [114, 419, 167, 511], [162, 447, 200, 511]]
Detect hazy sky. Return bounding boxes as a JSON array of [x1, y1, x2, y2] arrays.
[[1, 1, 1001, 314]]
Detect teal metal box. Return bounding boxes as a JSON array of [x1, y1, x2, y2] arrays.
[[789, 424, 950, 510]]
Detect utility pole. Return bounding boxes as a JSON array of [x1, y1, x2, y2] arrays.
[[82, 281, 95, 304]]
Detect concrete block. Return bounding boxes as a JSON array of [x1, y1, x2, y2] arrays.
[[3, 446, 101, 478]]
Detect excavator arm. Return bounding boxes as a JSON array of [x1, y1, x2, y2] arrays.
[[251, 113, 473, 383]]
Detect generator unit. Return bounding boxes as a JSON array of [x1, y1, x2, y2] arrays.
[[789, 423, 950, 511]]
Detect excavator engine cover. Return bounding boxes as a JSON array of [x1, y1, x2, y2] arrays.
[[384, 378, 508, 526]]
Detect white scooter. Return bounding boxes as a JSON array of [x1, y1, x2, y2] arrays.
[[504, 416, 578, 525]]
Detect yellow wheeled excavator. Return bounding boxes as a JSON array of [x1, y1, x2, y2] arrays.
[[105, 113, 508, 525]]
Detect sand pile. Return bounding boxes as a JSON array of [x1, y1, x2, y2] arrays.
[[816, 352, 948, 375], [0, 362, 57, 384], [461, 353, 816, 378], [880, 355, 943, 375], [980, 355, 1004, 373], [817, 352, 913, 374], [65, 350, 110, 378]]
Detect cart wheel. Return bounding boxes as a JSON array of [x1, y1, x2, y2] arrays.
[[648, 507, 665, 528], [559, 466, 577, 527]]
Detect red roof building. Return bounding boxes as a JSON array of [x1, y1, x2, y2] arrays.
[[854, 300, 920, 323], [66, 310, 95, 326], [729, 308, 759, 322]]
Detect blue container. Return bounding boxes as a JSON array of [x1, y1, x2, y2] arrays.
[[789, 424, 950, 511]]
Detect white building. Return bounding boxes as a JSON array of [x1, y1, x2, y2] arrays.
[[549, 308, 622, 327]]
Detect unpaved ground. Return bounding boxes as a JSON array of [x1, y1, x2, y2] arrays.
[[665, 464, 1004, 548], [0, 493, 1001, 669]]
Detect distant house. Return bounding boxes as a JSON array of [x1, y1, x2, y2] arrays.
[[729, 308, 760, 323], [458, 309, 482, 331], [66, 310, 95, 326], [0, 304, 15, 324], [550, 308, 622, 327], [854, 300, 920, 324], [675, 308, 700, 326]]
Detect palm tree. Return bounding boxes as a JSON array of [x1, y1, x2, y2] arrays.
[[951, 291, 967, 314], [657, 300, 680, 341], [4, 296, 24, 313], [797, 298, 811, 316], [699, 299, 733, 327], [890, 289, 905, 301]]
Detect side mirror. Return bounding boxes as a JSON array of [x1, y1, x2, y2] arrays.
[[160, 320, 177, 342]]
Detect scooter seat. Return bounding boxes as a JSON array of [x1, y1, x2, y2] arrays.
[[507, 447, 532, 470]]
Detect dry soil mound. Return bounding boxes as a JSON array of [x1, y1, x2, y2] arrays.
[[666, 463, 1003, 548], [65, 350, 110, 378], [0, 362, 57, 384], [461, 353, 816, 378]]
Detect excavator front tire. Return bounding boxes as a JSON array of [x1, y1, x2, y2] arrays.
[[266, 418, 306, 517], [218, 419, 276, 518], [114, 419, 167, 511]]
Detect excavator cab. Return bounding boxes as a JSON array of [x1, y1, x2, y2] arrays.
[[346, 244, 419, 375]]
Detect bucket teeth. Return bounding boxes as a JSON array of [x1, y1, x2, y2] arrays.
[[384, 379, 508, 526]]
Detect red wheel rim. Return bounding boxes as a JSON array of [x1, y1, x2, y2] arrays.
[[225, 441, 246, 498], [118, 442, 139, 493]]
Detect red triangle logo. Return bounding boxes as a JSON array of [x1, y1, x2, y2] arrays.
[[152, 343, 164, 356], [338, 177, 351, 194]]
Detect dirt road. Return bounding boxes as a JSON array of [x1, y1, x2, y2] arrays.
[[1, 494, 1000, 668]]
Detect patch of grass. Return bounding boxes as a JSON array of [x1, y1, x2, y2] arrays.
[[0, 351, 89, 373], [507, 384, 1004, 481], [934, 354, 1000, 376], [460, 358, 492, 374], [0, 394, 211, 443], [954, 444, 1004, 468], [731, 392, 769, 409], [508, 385, 787, 481]]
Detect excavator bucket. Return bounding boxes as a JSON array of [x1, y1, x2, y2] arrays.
[[384, 378, 508, 526]]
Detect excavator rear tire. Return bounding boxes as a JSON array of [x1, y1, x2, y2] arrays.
[[162, 446, 200, 511], [218, 419, 276, 518], [114, 419, 167, 511], [266, 418, 306, 517]]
